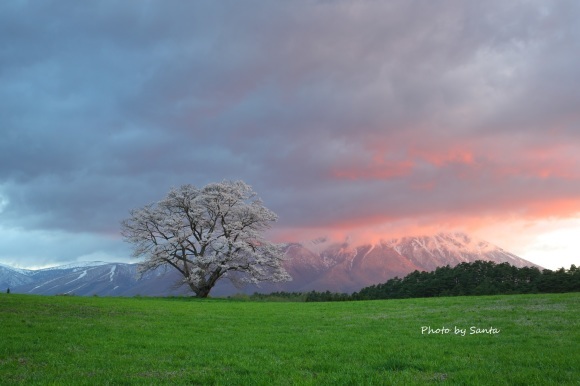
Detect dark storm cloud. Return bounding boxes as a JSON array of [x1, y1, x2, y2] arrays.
[[1, 0, 579, 266]]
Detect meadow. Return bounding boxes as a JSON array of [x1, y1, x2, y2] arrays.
[[0, 292, 578, 385]]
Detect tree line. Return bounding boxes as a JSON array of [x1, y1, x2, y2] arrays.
[[353, 261, 579, 300], [246, 261, 580, 302]]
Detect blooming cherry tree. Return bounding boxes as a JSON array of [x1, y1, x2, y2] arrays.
[[121, 180, 290, 297]]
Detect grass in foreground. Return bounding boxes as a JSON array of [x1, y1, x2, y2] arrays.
[[0, 293, 578, 385]]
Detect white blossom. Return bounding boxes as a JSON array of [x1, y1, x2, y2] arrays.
[[121, 180, 291, 297]]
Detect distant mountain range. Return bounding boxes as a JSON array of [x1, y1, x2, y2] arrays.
[[1, 232, 541, 297], [0, 262, 189, 297]]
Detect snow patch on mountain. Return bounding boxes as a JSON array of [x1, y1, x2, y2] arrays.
[[109, 265, 116, 282], [64, 270, 87, 285], [0, 262, 34, 276], [38, 261, 110, 271]]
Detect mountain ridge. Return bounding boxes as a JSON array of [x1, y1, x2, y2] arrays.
[[1, 232, 542, 296]]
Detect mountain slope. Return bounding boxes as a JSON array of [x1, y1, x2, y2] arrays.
[[0, 263, 35, 290], [7, 262, 190, 297]]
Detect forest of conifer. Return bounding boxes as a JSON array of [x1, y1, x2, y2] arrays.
[[245, 261, 580, 302]]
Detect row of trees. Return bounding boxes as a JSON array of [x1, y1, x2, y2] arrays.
[[249, 261, 580, 302], [244, 292, 307, 302], [354, 261, 580, 300]]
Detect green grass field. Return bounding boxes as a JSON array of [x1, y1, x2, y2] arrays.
[[1, 293, 578, 385]]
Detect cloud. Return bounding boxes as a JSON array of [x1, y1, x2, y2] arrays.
[[0, 225, 129, 269], [0, 0, 579, 268]]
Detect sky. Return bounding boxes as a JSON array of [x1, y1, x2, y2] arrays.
[[1, 0, 579, 270]]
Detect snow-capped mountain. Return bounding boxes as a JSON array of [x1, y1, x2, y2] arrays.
[[2, 262, 189, 297], [1, 232, 541, 296], [0, 262, 35, 289], [247, 232, 542, 294]]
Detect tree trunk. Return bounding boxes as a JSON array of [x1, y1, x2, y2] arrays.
[[189, 268, 224, 298], [195, 286, 212, 298], [187, 281, 212, 298]]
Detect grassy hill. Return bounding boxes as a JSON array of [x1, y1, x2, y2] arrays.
[[1, 293, 578, 385]]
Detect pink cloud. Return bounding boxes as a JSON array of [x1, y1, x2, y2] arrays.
[[331, 159, 414, 181]]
